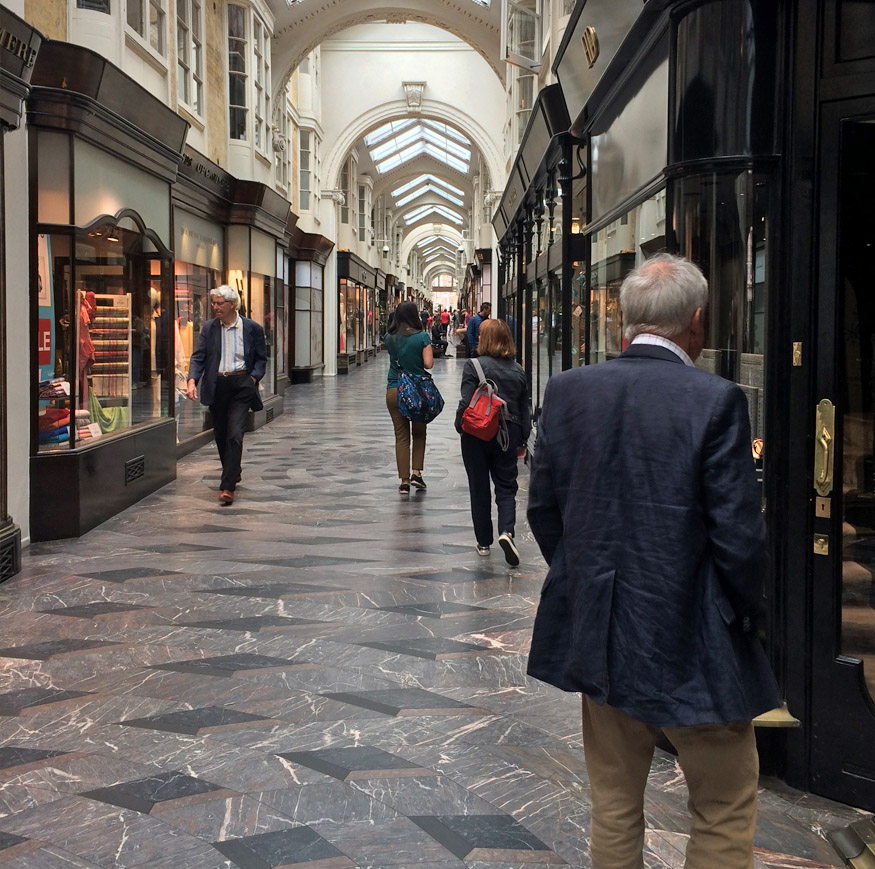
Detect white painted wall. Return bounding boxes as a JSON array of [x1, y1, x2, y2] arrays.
[[317, 21, 507, 375], [320, 22, 506, 192]]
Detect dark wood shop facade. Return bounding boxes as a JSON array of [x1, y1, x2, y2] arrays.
[[496, 0, 875, 819], [25, 42, 324, 543]]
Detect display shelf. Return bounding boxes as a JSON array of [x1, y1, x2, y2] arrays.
[[90, 293, 132, 417]]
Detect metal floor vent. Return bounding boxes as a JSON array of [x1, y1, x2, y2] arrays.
[[125, 455, 145, 485], [266, 407, 275, 423], [829, 820, 875, 868], [0, 536, 19, 583]]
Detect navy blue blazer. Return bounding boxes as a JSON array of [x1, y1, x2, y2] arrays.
[[526, 344, 779, 727], [187, 315, 267, 410]]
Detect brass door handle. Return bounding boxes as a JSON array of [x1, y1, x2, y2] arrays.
[[817, 426, 832, 485], [814, 399, 835, 496]]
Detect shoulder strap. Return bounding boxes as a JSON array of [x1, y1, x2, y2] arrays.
[[471, 357, 487, 385]]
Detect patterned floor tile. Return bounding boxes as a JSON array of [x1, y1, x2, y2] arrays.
[[0, 360, 862, 869], [212, 826, 355, 868], [118, 706, 284, 735], [276, 747, 434, 782], [80, 770, 234, 813]]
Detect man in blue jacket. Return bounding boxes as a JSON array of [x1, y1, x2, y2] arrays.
[[187, 285, 267, 505], [466, 301, 491, 357], [527, 254, 778, 869]]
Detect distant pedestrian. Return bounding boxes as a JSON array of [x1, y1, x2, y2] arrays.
[[420, 308, 429, 330], [456, 319, 530, 564], [466, 302, 491, 357], [439, 308, 450, 335], [385, 301, 434, 495], [527, 254, 779, 869], [186, 285, 267, 505]]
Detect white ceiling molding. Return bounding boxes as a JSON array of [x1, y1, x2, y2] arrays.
[[403, 81, 426, 113]]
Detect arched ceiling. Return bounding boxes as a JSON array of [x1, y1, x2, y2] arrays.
[[267, 0, 503, 99], [269, 6, 504, 286]]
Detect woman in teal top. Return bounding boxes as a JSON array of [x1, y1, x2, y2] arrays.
[[385, 301, 434, 495]]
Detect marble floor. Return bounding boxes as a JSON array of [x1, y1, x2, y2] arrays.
[[2, 355, 869, 868]]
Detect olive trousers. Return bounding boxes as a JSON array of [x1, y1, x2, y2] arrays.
[[582, 696, 758, 869]]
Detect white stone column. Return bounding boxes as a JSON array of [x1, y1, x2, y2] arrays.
[[320, 192, 342, 376]]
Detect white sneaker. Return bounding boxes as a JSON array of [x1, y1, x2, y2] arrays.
[[476, 545, 490, 556], [498, 532, 520, 566]]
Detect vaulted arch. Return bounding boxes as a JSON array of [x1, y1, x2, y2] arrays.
[[270, 0, 503, 105]]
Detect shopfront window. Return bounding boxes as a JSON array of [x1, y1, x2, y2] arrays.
[[570, 261, 586, 368], [37, 221, 171, 452], [173, 261, 218, 443], [249, 272, 274, 394], [588, 189, 667, 364], [674, 170, 770, 443], [339, 278, 359, 354], [295, 262, 323, 368]]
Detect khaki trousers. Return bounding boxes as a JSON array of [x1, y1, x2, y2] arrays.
[[386, 388, 426, 480], [582, 696, 758, 869]]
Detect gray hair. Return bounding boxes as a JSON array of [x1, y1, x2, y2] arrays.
[[210, 284, 240, 310], [619, 254, 708, 340]]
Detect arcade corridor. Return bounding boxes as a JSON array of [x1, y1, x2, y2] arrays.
[[0, 359, 867, 867]]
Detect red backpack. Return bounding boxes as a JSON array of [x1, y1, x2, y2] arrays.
[[461, 359, 509, 449]]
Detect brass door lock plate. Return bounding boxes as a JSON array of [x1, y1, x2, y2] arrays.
[[816, 497, 831, 518], [814, 534, 829, 556]]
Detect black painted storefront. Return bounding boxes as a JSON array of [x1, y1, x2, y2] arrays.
[[509, 0, 875, 812]]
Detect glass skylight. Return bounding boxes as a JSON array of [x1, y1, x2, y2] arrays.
[[396, 184, 464, 208], [403, 204, 463, 225], [417, 235, 458, 248], [367, 120, 471, 174], [392, 175, 464, 199]]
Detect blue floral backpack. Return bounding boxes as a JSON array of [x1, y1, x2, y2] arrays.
[[390, 337, 444, 424]]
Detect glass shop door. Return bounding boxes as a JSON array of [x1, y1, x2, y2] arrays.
[[809, 100, 875, 811]]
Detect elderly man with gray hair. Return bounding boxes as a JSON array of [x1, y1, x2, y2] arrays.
[[186, 285, 267, 505], [527, 254, 778, 868]]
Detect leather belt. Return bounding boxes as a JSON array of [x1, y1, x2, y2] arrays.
[[218, 369, 249, 377]]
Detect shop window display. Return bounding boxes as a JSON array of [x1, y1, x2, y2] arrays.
[[174, 262, 219, 443], [673, 170, 770, 443], [295, 261, 324, 368], [37, 218, 172, 452], [588, 190, 666, 365]]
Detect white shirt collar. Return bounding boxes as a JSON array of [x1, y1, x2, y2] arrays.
[[221, 314, 241, 330], [631, 333, 694, 367]]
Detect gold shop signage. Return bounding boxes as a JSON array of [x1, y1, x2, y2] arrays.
[[0, 6, 42, 82], [582, 26, 600, 69]]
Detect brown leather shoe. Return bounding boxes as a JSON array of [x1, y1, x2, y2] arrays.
[[219, 490, 234, 505]]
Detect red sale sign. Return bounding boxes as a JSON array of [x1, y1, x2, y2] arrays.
[[38, 318, 52, 365]]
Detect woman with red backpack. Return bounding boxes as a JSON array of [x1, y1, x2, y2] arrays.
[[454, 319, 531, 564]]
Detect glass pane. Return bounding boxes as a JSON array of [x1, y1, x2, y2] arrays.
[[588, 190, 666, 365], [149, 1, 163, 53], [177, 62, 188, 104], [839, 119, 875, 703], [507, 0, 538, 64], [228, 39, 246, 73], [174, 261, 218, 443], [227, 4, 244, 38], [77, 0, 111, 11], [37, 234, 73, 451], [229, 107, 246, 140], [127, 0, 143, 34]]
